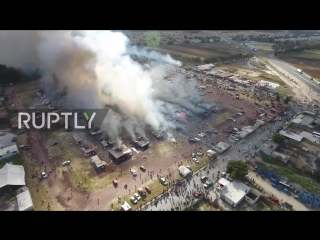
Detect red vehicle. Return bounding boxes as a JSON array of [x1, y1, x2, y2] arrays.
[[145, 186, 151, 193], [138, 188, 146, 196], [23, 146, 31, 150], [113, 179, 118, 187], [193, 192, 203, 198]]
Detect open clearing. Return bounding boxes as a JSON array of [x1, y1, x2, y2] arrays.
[[277, 50, 320, 81], [217, 64, 283, 84]]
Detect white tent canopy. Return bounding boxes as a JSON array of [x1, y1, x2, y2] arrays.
[[0, 163, 25, 189]]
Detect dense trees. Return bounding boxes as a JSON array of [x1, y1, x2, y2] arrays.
[[204, 53, 253, 64], [226, 160, 249, 180], [0, 64, 41, 86], [273, 134, 285, 144], [272, 40, 320, 55]]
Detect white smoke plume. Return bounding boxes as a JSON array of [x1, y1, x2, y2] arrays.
[[127, 46, 182, 66], [0, 30, 209, 141]]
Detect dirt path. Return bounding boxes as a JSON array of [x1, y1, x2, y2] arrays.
[[248, 172, 309, 211]]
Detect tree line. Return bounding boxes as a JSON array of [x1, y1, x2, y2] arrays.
[[203, 53, 253, 64], [0, 64, 41, 86], [272, 40, 320, 55]]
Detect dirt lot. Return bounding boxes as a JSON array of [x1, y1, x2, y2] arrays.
[[277, 50, 320, 81]]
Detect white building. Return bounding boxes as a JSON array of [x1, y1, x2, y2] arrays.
[[0, 163, 25, 189], [0, 144, 19, 161], [220, 180, 259, 207], [16, 187, 34, 211]]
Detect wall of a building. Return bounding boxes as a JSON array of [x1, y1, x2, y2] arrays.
[[0, 151, 19, 161]]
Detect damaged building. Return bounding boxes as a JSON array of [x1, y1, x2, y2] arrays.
[[80, 143, 97, 157], [91, 155, 106, 171], [109, 144, 132, 162], [132, 137, 149, 149]]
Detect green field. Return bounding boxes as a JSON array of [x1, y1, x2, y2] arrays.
[[277, 50, 320, 81]]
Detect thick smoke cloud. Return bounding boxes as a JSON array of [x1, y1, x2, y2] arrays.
[[0, 30, 211, 141]]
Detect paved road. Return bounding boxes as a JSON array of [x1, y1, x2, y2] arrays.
[[142, 104, 302, 211]]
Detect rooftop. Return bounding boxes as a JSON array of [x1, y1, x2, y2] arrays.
[[218, 178, 230, 187], [0, 133, 16, 148], [91, 155, 107, 168], [279, 130, 304, 142], [16, 188, 34, 211], [220, 180, 251, 205], [217, 72, 234, 78], [0, 144, 18, 156], [216, 142, 230, 152], [120, 201, 132, 211], [195, 63, 215, 71], [260, 141, 279, 155], [299, 131, 320, 145]]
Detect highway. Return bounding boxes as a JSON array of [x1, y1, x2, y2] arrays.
[[210, 32, 320, 97]]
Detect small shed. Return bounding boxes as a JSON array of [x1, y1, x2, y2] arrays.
[[73, 134, 82, 144], [178, 165, 192, 178], [91, 155, 106, 171], [120, 201, 132, 211]]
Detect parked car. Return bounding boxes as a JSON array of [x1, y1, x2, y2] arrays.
[[191, 153, 196, 158], [41, 171, 47, 179], [140, 166, 146, 172], [145, 186, 151, 193], [19, 144, 29, 149], [130, 169, 137, 176], [160, 177, 168, 186], [51, 141, 58, 146], [204, 180, 213, 188], [130, 196, 138, 204], [138, 188, 146, 196], [200, 176, 208, 182], [192, 158, 199, 164], [133, 193, 141, 201], [237, 112, 243, 116], [23, 146, 31, 150], [62, 161, 70, 166], [221, 171, 227, 178]]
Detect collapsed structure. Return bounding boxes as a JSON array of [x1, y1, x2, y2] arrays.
[[109, 144, 132, 162], [132, 137, 150, 149]]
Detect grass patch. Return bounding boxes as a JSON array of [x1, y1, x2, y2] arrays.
[[216, 113, 231, 124], [252, 71, 283, 84], [276, 86, 293, 96], [0, 156, 23, 168], [255, 198, 275, 211], [197, 200, 219, 211], [260, 153, 288, 167], [17, 89, 39, 107], [255, 161, 320, 194], [107, 179, 169, 211]]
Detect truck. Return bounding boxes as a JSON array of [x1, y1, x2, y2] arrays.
[[296, 69, 303, 74]]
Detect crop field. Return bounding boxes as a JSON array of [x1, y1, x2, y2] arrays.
[[150, 42, 243, 65], [277, 50, 320, 81]]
